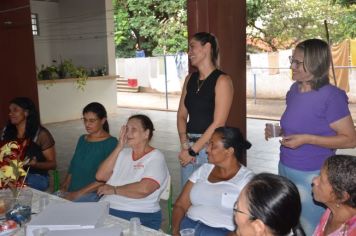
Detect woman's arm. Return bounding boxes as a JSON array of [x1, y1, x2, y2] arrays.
[[282, 115, 356, 149], [60, 173, 72, 192], [28, 146, 56, 170], [172, 181, 193, 236], [191, 74, 234, 153], [96, 145, 123, 181], [97, 178, 159, 198], [65, 181, 104, 201], [96, 126, 127, 181], [177, 74, 191, 149]]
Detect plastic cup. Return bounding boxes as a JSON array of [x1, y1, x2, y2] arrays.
[[38, 195, 49, 212], [129, 217, 142, 235], [180, 228, 195, 236], [266, 123, 281, 137], [32, 227, 50, 236]]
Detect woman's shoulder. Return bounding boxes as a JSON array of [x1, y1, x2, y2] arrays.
[[37, 126, 54, 141], [38, 126, 52, 135], [196, 163, 215, 175], [103, 136, 118, 145], [239, 165, 255, 177], [147, 149, 165, 160], [320, 84, 348, 102], [231, 165, 254, 183], [322, 84, 346, 95]]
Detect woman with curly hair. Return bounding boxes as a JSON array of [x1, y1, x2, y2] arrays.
[[312, 155, 356, 236]]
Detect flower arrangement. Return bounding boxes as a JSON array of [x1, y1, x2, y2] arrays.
[[0, 140, 29, 197]]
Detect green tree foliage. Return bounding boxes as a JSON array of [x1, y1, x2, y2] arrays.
[[333, 0, 356, 6], [247, 0, 356, 51], [113, 0, 187, 58]]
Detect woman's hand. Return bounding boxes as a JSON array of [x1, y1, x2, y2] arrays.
[[178, 149, 195, 166], [118, 125, 127, 149], [280, 134, 309, 149], [97, 184, 115, 196], [264, 124, 273, 141]]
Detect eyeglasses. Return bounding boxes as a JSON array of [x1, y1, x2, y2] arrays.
[[289, 56, 304, 67], [233, 206, 257, 221], [81, 117, 99, 123]]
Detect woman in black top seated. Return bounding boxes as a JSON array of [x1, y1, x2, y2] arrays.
[[177, 32, 234, 186], [1, 97, 56, 191]]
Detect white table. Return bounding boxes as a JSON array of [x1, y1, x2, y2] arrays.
[[13, 188, 167, 236]]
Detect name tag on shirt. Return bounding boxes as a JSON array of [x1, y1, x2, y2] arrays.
[[221, 192, 237, 209]]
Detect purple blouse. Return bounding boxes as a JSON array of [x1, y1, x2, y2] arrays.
[[280, 82, 350, 171]]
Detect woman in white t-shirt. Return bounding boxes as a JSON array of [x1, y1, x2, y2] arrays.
[[96, 114, 169, 230], [172, 127, 254, 236]]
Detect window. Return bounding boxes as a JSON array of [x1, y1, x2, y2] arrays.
[[31, 13, 39, 36]]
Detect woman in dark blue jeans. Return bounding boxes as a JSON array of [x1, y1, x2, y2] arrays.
[[1, 97, 56, 191]]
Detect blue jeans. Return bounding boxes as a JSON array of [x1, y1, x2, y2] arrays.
[[279, 162, 325, 236], [109, 208, 162, 230], [26, 173, 49, 191], [180, 216, 232, 236], [180, 134, 208, 188], [74, 192, 101, 202]]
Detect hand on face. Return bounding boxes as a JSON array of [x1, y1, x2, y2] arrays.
[[118, 125, 127, 149]]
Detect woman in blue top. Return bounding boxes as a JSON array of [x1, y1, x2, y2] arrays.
[[59, 102, 117, 201]]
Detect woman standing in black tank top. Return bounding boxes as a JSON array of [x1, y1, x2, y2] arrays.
[[177, 32, 234, 187]]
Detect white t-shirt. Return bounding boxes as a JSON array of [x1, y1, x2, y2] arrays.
[[187, 163, 254, 231], [100, 148, 169, 213]]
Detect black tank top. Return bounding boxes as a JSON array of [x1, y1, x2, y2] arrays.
[[184, 69, 225, 133]]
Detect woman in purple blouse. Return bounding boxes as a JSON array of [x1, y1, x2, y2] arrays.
[[265, 39, 356, 235]]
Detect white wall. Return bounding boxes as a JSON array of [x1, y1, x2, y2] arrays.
[[38, 77, 117, 124], [31, 1, 60, 68], [247, 69, 356, 102], [116, 55, 188, 92], [31, 0, 115, 75]]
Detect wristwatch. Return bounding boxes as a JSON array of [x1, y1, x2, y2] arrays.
[[188, 147, 198, 157]]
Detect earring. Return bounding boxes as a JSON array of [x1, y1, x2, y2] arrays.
[[336, 203, 340, 208]]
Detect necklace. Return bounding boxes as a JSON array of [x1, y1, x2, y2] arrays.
[[196, 79, 206, 94]]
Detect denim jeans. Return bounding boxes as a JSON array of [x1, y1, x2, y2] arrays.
[[26, 173, 49, 191], [180, 134, 208, 188], [278, 162, 325, 236], [180, 216, 232, 236], [74, 192, 101, 202], [109, 208, 162, 230]]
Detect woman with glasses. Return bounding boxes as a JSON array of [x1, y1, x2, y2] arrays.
[[234, 173, 305, 236], [1, 97, 57, 191], [172, 127, 254, 236], [265, 39, 356, 235], [58, 102, 117, 201], [177, 32, 234, 187]]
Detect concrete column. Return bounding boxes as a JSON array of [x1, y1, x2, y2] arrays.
[[0, 0, 38, 127]]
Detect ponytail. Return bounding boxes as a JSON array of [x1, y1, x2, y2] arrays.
[[103, 120, 109, 133]]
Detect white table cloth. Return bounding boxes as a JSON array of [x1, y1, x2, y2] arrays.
[[11, 188, 167, 236]]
